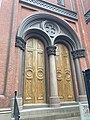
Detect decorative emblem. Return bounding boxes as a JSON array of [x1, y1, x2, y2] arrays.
[[65, 69, 71, 81], [25, 68, 33, 80], [41, 20, 60, 38], [37, 68, 44, 80], [57, 70, 62, 81]]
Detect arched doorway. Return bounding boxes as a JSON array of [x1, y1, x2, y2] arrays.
[[55, 43, 74, 102], [24, 38, 46, 104], [16, 13, 86, 105]]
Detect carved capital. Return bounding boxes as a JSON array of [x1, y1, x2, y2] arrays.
[[46, 46, 56, 56], [71, 49, 85, 59], [15, 36, 26, 51]]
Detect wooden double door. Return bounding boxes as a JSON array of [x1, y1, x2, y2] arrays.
[[24, 38, 74, 104]]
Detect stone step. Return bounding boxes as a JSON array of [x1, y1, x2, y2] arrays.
[[0, 108, 11, 120], [20, 105, 80, 120], [55, 117, 80, 120]]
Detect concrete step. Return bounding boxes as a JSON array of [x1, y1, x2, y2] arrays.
[[0, 108, 11, 120], [56, 117, 80, 120], [20, 105, 80, 120]]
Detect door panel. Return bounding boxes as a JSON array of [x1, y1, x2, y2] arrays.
[[36, 50, 45, 103], [56, 44, 74, 102], [24, 38, 46, 104]]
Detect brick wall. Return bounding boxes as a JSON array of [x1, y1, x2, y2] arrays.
[[0, 0, 90, 108]]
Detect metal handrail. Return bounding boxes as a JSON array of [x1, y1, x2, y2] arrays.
[[13, 91, 20, 120]]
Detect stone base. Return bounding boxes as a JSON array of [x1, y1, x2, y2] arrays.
[[0, 103, 81, 120], [49, 96, 60, 107], [78, 95, 87, 102]]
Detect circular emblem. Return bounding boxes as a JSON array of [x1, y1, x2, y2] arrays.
[[57, 70, 62, 81], [37, 68, 44, 80], [41, 20, 60, 37], [26, 68, 33, 80]]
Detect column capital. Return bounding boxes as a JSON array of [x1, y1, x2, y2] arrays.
[[71, 49, 85, 59], [15, 36, 26, 51], [46, 46, 56, 56]]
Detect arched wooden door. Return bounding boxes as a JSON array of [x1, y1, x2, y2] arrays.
[[55, 44, 74, 102], [24, 38, 46, 104]]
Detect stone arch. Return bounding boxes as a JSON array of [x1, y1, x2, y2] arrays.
[[23, 28, 51, 46], [54, 34, 76, 50], [16, 13, 86, 104], [16, 13, 82, 50]]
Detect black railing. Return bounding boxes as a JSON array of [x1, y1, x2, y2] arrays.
[[83, 69, 90, 111], [13, 91, 20, 120]]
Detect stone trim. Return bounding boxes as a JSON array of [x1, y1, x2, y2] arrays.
[[15, 36, 26, 51], [84, 9, 90, 23], [46, 46, 56, 56], [20, 0, 77, 20], [71, 49, 85, 59]]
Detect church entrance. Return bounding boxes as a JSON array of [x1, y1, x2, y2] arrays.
[[24, 38, 46, 104], [55, 44, 74, 102]]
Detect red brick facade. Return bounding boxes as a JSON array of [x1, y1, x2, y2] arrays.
[[0, 0, 90, 108]]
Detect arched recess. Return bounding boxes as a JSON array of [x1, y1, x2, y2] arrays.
[[16, 13, 86, 105], [54, 34, 85, 101], [24, 30, 51, 104], [16, 29, 51, 105], [54, 35, 77, 102]]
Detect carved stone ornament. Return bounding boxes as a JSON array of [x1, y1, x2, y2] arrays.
[[84, 9, 90, 23], [71, 49, 85, 59], [46, 46, 56, 56], [20, 0, 77, 20], [41, 20, 60, 38], [15, 36, 26, 51]]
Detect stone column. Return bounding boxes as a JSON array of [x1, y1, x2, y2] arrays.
[[46, 46, 60, 106], [72, 49, 87, 101]]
